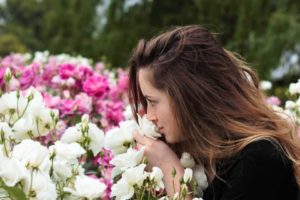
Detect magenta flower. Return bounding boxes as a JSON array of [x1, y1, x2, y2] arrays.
[[75, 65, 94, 80], [96, 100, 125, 127], [74, 93, 93, 114], [20, 63, 40, 89], [58, 99, 77, 117], [266, 96, 281, 106], [59, 63, 76, 79], [43, 93, 61, 108], [0, 67, 7, 87], [83, 75, 110, 98]]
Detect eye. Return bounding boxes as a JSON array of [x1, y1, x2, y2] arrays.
[[147, 99, 156, 107]]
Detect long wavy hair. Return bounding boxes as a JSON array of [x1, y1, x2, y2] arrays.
[[128, 25, 300, 186]]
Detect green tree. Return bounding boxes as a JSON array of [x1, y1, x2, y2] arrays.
[[99, 0, 300, 79]]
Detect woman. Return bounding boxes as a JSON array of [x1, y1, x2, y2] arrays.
[[128, 25, 300, 199]]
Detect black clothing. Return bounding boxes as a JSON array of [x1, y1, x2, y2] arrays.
[[203, 140, 299, 200]]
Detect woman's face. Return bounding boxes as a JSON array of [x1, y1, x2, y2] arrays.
[[138, 68, 183, 144]]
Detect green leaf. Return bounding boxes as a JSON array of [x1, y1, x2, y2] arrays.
[[0, 179, 27, 200]]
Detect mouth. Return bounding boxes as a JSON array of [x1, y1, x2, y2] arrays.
[[155, 126, 164, 133]]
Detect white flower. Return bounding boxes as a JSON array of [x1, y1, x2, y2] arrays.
[[12, 115, 36, 141], [51, 159, 74, 182], [260, 80, 272, 90], [61, 126, 82, 143], [0, 91, 27, 118], [23, 171, 57, 200], [12, 139, 50, 171], [87, 123, 105, 155], [285, 100, 296, 110], [111, 164, 147, 200], [64, 175, 106, 199], [192, 165, 208, 197], [110, 148, 144, 178], [104, 120, 138, 155], [149, 167, 165, 190], [122, 164, 147, 187], [296, 97, 300, 107], [183, 168, 193, 183], [138, 114, 161, 140], [123, 105, 134, 120], [180, 152, 195, 168], [25, 87, 45, 116], [0, 122, 13, 141], [49, 141, 85, 162], [111, 178, 134, 200], [289, 80, 300, 95], [0, 157, 26, 186]]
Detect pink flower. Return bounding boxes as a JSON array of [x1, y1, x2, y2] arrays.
[[58, 99, 77, 117], [59, 63, 76, 79], [19, 63, 40, 89], [75, 65, 93, 80], [43, 93, 61, 108], [109, 69, 129, 101], [96, 100, 125, 127], [0, 67, 7, 86], [74, 93, 93, 114], [266, 96, 281, 106], [42, 63, 58, 85], [83, 75, 110, 98]]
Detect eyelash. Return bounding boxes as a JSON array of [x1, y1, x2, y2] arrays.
[[147, 99, 156, 106]]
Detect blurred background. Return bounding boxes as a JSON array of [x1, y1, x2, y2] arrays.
[[0, 0, 299, 97]]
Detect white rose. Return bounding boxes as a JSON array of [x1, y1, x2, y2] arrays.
[[12, 139, 49, 171], [183, 168, 193, 183], [64, 175, 106, 199], [0, 122, 13, 141], [110, 148, 144, 178], [138, 114, 161, 140], [49, 141, 85, 161], [122, 164, 147, 187], [111, 178, 134, 200], [285, 100, 296, 110], [0, 157, 26, 186], [87, 123, 105, 155], [180, 152, 196, 168], [51, 159, 74, 182], [23, 171, 57, 200], [149, 166, 165, 190], [123, 105, 134, 120], [12, 115, 36, 141], [192, 164, 208, 197], [104, 120, 138, 155], [0, 91, 26, 116], [61, 126, 82, 143], [260, 80, 272, 90], [104, 127, 128, 155], [289, 81, 300, 95]]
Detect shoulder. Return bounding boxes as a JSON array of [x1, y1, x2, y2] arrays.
[[238, 139, 288, 165], [230, 139, 292, 180], [203, 139, 299, 200]]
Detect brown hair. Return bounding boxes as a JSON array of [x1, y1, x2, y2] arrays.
[[128, 25, 300, 185]]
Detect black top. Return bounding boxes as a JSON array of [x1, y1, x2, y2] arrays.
[[203, 140, 299, 200]]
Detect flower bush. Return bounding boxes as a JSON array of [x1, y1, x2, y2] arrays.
[[0, 51, 298, 200]]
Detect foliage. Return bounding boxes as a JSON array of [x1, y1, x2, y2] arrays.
[[0, 0, 299, 80]]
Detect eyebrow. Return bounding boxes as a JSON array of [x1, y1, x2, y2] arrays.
[[144, 95, 154, 99]]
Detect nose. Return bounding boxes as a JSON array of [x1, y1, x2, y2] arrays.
[[146, 109, 158, 124]]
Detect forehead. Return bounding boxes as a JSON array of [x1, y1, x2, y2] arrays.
[[138, 68, 155, 94]]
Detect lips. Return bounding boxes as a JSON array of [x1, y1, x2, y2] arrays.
[[157, 127, 164, 133]]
